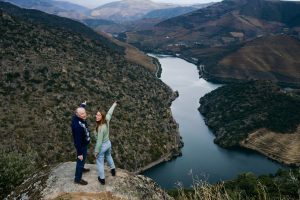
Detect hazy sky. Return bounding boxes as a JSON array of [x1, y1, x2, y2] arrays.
[[61, 0, 222, 8], [61, 0, 300, 8]]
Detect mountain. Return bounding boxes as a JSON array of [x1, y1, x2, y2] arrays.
[[3, 0, 89, 19], [90, 0, 178, 22], [126, 0, 300, 86], [143, 6, 201, 19], [85, 2, 213, 34], [143, 2, 214, 19], [0, 2, 181, 198], [203, 35, 300, 86]]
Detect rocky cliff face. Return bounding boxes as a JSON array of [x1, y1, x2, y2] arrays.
[[6, 162, 173, 200]]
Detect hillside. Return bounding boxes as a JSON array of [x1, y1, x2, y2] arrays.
[[97, 31, 159, 74], [0, 3, 181, 198], [0, 2, 124, 53], [199, 81, 300, 164], [204, 35, 300, 87], [126, 0, 300, 86], [143, 6, 198, 19]]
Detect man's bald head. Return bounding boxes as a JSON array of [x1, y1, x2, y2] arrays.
[[76, 107, 87, 120]]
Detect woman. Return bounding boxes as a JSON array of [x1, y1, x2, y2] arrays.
[[94, 101, 117, 185]]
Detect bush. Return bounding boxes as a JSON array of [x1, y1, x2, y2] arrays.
[[169, 168, 300, 200], [0, 152, 35, 199]]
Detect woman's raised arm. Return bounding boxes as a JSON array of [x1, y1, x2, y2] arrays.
[[105, 102, 117, 122]]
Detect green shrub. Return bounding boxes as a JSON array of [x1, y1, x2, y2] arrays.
[[0, 152, 35, 199]]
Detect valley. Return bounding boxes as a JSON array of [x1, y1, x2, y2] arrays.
[[126, 0, 300, 86], [1, 0, 300, 199]]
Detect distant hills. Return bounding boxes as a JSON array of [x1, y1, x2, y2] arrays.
[[90, 0, 175, 22], [2, 0, 90, 19], [127, 0, 300, 86], [3, 0, 211, 22], [3, 0, 212, 33], [0, 2, 181, 198], [89, 0, 212, 22]]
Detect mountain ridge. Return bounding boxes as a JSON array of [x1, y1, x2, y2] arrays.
[[90, 0, 184, 22], [3, 0, 90, 19]]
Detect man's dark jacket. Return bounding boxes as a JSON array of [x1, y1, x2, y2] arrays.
[[71, 109, 90, 155]]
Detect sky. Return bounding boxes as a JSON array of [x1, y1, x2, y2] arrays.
[[61, 0, 300, 8]]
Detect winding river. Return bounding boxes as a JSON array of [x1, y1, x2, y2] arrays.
[[143, 55, 286, 189]]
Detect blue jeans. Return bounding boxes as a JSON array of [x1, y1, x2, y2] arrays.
[[75, 145, 87, 181], [96, 140, 115, 179]]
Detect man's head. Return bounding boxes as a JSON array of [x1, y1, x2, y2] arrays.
[[76, 107, 87, 120]]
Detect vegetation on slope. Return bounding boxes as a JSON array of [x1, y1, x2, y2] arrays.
[[204, 35, 300, 87], [0, 5, 181, 198], [199, 81, 300, 147], [0, 2, 124, 53], [169, 168, 300, 200]]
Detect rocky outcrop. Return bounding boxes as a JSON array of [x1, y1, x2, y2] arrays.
[[6, 162, 173, 200]]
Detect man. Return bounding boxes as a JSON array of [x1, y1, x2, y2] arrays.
[[71, 101, 91, 185]]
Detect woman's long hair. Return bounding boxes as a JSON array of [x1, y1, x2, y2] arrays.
[[96, 111, 107, 132]]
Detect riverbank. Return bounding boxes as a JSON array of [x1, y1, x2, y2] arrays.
[[135, 55, 182, 174]]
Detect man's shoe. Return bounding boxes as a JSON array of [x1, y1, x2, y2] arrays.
[[83, 168, 90, 173], [74, 179, 88, 185], [111, 169, 116, 176], [98, 176, 105, 185]]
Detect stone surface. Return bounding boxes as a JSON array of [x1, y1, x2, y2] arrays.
[[7, 162, 173, 200]]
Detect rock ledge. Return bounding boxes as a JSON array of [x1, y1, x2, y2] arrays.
[[7, 162, 173, 200]]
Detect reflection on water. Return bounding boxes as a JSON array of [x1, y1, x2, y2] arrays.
[[143, 55, 286, 189]]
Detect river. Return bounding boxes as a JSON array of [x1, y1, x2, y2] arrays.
[[143, 55, 286, 189]]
